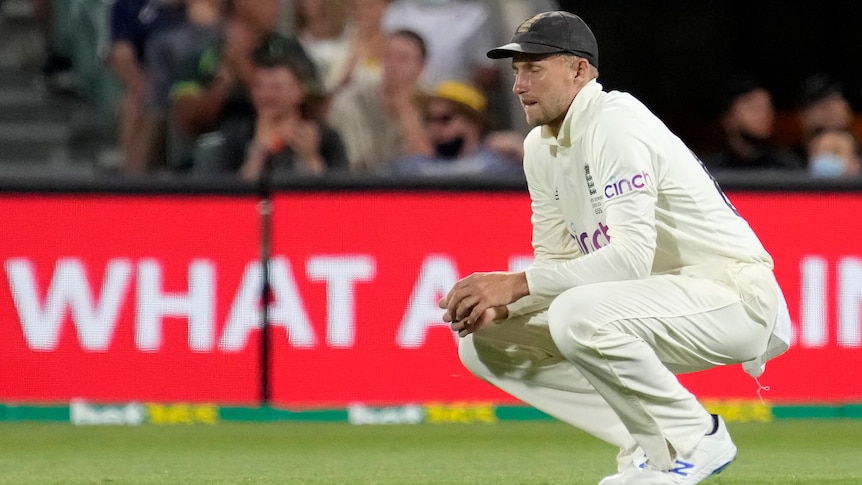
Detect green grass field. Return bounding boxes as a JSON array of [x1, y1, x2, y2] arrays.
[[1, 420, 860, 484]]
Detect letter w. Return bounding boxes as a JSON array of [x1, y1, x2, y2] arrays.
[[5, 258, 132, 351]]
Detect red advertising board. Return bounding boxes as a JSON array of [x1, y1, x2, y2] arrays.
[[267, 192, 534, 406], [0, 190, 860, 405], [0, 194, 261, 403]]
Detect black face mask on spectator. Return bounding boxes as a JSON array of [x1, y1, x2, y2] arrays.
[[435, 136, 465, 159]]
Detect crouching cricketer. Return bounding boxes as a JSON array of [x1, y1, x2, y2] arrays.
[[439, 11, 791, 485]]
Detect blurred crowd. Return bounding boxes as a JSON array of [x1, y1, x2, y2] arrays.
[[19, 0, 862, 180], [703, 72, 862, 179]]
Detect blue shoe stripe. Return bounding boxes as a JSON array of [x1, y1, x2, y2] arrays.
[[669, 461, 694, 477]]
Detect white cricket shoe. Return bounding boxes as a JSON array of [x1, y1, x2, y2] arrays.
[[597, 415, 737, 485]]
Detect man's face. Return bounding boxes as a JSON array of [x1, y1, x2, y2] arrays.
[[382, 34, 425, 88], [511, 53, 580, 128], [809, 130, 858, 168], [251, 65, 305, 116], [424, 98, 469, 145], [725, 88, 775, 140]]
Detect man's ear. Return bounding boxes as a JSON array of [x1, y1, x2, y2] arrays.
[[567, 57, 584, 82]]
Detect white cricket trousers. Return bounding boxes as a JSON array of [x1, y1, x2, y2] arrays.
[[458, 261, 780, 471]]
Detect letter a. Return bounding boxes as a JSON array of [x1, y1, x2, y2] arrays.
[[396, 255, 459, 348]]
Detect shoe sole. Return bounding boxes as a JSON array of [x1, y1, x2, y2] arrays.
[[711, 460, 733, 475]]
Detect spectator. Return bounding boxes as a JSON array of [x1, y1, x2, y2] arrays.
[[797, 73, 860, 147], [294, 0, 351, 93], [327, 29, 430, 173], [382, 0, 499, 92], [326, 0, 391, 92], [806, 127, 861, 178], [169, 0, 319, 170], [211, 42, 348, 180], [108, 0, 186, 173], [702, 75, 804, 172], [387, 80, 522, 177], [146, 0, 229, 171]]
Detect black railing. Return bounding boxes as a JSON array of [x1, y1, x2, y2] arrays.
[[1, 171, 860, 195]]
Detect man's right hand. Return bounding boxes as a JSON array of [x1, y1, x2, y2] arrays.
[[439, 302, 508, 338]]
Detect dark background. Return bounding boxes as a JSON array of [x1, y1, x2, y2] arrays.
[[554, 0, 862, 153]]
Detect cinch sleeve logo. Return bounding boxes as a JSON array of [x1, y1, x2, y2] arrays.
[[603, 171, 652, 199], [569, 221, 610, 255]]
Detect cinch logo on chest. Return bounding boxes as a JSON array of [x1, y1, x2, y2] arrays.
[[603, 171, 652, 199], [570, 221, 610, 255]]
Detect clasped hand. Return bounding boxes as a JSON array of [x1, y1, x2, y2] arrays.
[[438, 271, 528, 337]]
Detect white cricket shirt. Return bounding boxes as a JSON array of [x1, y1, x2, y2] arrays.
[[510, 80, 775, 314]]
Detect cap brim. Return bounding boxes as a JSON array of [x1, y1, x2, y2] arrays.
[[486, 42, 566, 59]]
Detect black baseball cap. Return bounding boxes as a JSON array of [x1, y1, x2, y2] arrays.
[[487, 11, 598, 67]]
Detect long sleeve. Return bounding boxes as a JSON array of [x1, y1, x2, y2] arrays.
[[524, 122, 659, 297]]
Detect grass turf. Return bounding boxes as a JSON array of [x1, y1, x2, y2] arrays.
[[0, 420, 860, 484]]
